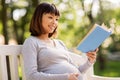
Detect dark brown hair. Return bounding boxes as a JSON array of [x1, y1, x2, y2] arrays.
[[30, 2, 60, 37]]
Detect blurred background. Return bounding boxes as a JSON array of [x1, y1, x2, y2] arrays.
[[0, 0, 120, 77]]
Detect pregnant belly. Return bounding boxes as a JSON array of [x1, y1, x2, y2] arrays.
[[43, 62, 80, 74]]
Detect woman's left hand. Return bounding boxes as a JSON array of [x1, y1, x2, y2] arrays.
[[86, 48, 99, 63]]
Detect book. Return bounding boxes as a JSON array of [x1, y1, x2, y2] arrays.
[[76, 23, 112, 53]]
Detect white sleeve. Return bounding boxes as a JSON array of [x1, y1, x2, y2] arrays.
[[78, 59, 93, 74]]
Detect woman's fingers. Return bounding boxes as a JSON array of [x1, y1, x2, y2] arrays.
[[94, 48, 99, 52], [68, 73, 79, 80], [74, 73, 79, 77], [87, 51, 97, 63]]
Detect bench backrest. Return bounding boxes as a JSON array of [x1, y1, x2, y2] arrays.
[[0, 45, 26, 80]]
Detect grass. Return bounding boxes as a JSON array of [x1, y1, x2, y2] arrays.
[[18, 66, 22, 80], [94, 60, 120, 77]]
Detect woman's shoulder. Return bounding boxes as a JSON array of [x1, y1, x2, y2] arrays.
[[23, 36, 39, 45], [24, 36, 36, 42], [24, 36, 46, 46], [53, 38, 63, 43], [53, 38, 63, 45]]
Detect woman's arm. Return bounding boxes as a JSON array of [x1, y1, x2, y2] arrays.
[[78, 48, 98, 73]]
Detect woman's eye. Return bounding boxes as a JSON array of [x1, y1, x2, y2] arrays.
[[48, 16, 53, 19], [56, 18, 59, 21]]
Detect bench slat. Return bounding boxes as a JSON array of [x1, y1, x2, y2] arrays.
[[20, 55, 26, 80], [0, 45, 22, 55], [91, 75, 120, 80], [9, 55, 19, 80], [0, 55, 8, 80]]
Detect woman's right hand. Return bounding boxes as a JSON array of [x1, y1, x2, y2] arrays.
[[68, 73, 79, 80]]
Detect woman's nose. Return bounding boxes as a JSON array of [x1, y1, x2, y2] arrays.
[[52, 19, 57, 24]]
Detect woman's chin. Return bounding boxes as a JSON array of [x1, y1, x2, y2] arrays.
[[49, 30, 54, 33]]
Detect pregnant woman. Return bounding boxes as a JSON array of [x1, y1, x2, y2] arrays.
[[22, 2, 98, 80]]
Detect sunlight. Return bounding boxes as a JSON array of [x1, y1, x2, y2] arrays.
[[0, 34, 5, 45], [84, 0, 120, 17], [58, 3, 67, 12], [107, 0, 120, 4], [5, 0, 18, 3], [66, 13, 74, 20], [102, 37, 112, 48], [62, 0, 68, 3], [8, 38, 17, 45], [115, 26, 120, 35], [13, 9, 26, 21]]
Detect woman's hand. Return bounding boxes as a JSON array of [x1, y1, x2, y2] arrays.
[[68, 73, 79, 80], [86, 48, 99, 63]]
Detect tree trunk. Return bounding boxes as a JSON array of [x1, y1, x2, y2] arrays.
[[1, 0, 11, 80], [1, 0, 9, 44], [97, 46, 106, 70], [81, 0, 94, 23]]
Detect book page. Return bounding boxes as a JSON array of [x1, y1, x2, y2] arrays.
[[101, 23, 112, 32]]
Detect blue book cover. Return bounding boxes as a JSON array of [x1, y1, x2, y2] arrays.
[[77, 24, 112, 53]]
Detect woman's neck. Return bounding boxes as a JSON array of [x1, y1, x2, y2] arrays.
[[37, 34, 50, 40], [37, 34, 55, 47]]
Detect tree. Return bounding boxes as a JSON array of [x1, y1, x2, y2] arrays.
[[1, 0, 9, 44]]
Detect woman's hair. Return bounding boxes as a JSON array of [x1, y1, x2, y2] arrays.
[[30, 2, 60, 37]]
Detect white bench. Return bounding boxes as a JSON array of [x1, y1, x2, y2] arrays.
[[0, 45, 120, 80]]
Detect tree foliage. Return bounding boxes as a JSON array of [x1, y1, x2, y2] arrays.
[[0, 0, 120, 50]]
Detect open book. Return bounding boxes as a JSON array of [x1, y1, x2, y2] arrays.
[[76, 23, 112, 53]]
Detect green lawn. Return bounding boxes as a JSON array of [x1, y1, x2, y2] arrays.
[[94, 60, 120, 77]]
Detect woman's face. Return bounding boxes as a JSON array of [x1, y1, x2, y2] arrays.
[[42, 13, 59, 34]]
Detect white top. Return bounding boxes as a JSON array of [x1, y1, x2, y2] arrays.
[[22, 36, 92, 80]]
